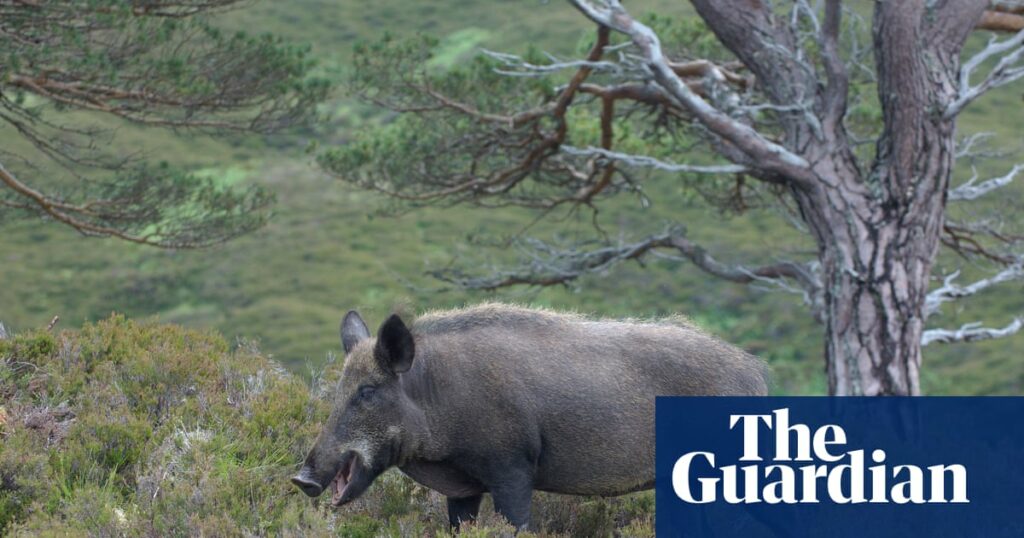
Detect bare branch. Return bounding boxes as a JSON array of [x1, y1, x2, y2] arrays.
[[664, 234, 817, 288], [431, 232, 675, 290], [924, 263, 1024, 318], [669, 59, 747, 83], [943, 222, 1020, 264], [560, 146, 748, 174], [433, 225, 823, 320], [922, 318, 1024, 346], [490, 50, 751, 92], [481, 49, 625, 77], [955, 132, 997, 159], [947, 28, 1024, 118], [948, 164, 1024, 201], [566, 0, 817, 187], [665, 233, 825, 320]]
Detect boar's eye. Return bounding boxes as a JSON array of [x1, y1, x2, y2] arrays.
[[356, 385, 377, 401]]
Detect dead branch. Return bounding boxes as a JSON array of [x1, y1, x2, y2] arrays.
[[432, 225, 822, 319], [925, 263, 1024, 318], [947, 28, 1024, 118], [948, 164, 1023, 201], [922, 318, 1024, 346], [559, 146, 747, 174]]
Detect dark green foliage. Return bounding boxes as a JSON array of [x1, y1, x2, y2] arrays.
[[0, 0, 328, 247], [322, 17, 788, 215], [323, 33, 563, 211], [83, 163, 276, 249], [0, 330, 55, 365]]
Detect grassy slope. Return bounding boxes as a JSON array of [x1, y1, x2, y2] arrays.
[[0, 0, 1022, 395]]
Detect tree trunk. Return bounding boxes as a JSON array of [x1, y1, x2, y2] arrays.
[[822, 243, 927, 396], [684, 0, 986, 395], [795, 0, 974, 395], [799, 132, 952, 396], [814, 189, 938, 396]]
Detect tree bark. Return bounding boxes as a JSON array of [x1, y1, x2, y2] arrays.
[[793, 0, 981, 395], [688, 0, 985, 395], [798, 167, 942, 396], [687, 0, 992, 395], [805, 132, 955, 395]]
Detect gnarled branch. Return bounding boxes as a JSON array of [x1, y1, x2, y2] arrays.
[[947, 28, 1024, 118], [922, 318, 1024, 346], [948, 164, 1023, 201], [430, 232, 675, 290], [567, 0, 817, 187], [560, 146, 747, 174], [924, 263, 1024, 318], [432, 225, 823, 318]]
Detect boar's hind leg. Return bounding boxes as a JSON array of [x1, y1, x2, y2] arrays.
[[447, 494, 483, 530], [489, 471, 533, 531]]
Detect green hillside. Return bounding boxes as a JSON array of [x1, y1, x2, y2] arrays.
[[1, 0, 1023, 396]]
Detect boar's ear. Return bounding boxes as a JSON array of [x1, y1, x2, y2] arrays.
[[340, 311, 371, 355], [374, 314, 415, 374]]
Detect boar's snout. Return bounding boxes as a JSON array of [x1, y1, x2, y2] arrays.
[[291, 466, 325, 498]]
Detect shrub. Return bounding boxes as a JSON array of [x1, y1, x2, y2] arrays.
[[0, 316, 655, 536], [0, 331, 56, 366]]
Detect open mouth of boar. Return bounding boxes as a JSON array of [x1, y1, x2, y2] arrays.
[[330, 452, 361, 507]]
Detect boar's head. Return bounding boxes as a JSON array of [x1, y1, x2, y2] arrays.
[[291, 310, 420, 506]]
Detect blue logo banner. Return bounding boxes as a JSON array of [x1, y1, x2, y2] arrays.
[[655, 397, 1024, 538]]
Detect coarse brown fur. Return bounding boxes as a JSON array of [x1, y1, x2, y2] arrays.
[[293, 303, 768, 530]]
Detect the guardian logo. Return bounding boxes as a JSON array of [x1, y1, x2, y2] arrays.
[[672, 408, 969, 505]]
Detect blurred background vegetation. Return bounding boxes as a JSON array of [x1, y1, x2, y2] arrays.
[[1, 0, 1022, 401], [3, 1, 1024, 536]]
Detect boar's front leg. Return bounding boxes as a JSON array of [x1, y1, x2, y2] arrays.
[[488, 468, 534, 531], [447, 494, 483, 530]]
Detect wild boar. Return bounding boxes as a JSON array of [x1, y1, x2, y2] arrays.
[[292, 303, 767, 530]]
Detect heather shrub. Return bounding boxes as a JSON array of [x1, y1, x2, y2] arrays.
[[0, 317, 654, 536]]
